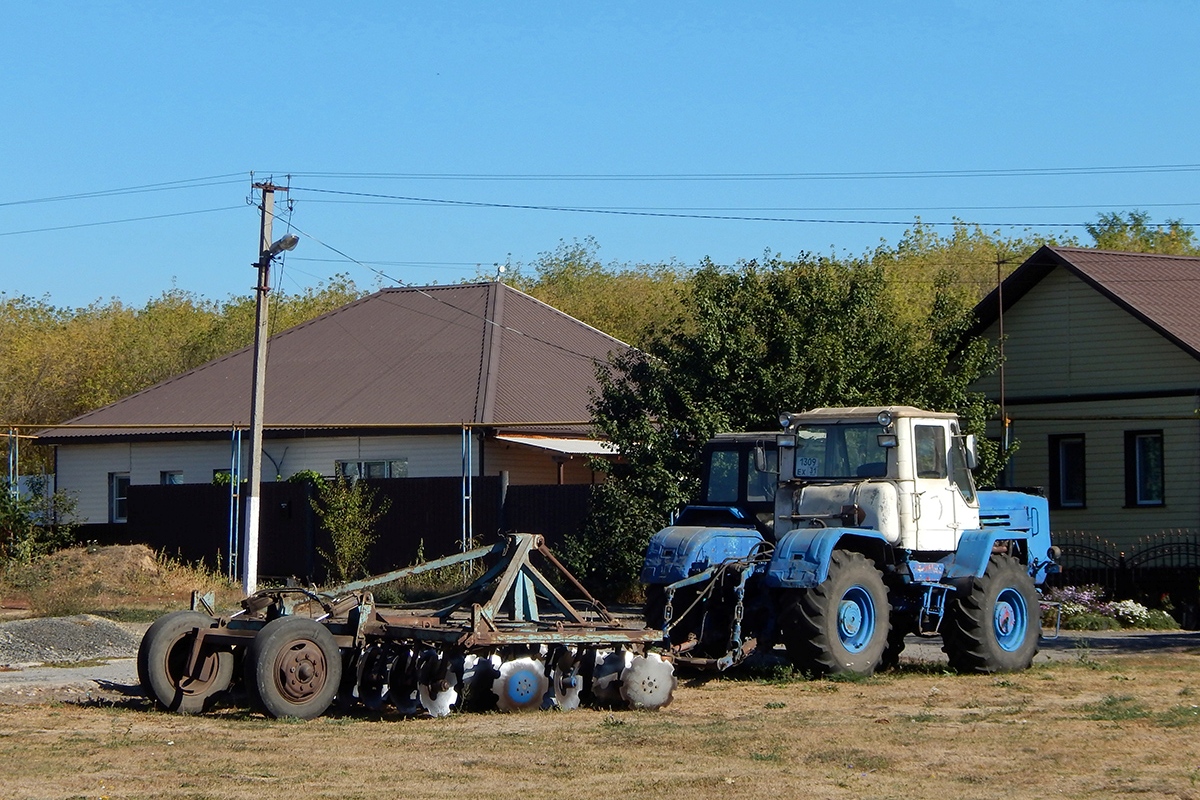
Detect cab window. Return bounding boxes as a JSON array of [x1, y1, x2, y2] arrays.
[[705, 449, 740, 503], [915, 425, 947, 479]]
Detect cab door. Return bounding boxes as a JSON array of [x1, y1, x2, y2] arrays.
[[912, 422, 959, 550]]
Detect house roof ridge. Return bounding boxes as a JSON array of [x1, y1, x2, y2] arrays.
[[1050, 245, 1200, 261], [496, 282, 633, 349]]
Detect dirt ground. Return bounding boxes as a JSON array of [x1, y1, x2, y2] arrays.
[[0, 637, 1198, 800]]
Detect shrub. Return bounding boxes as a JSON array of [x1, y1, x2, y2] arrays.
[[311, 474, 392, 583], [1042, 584, 1179, 631]]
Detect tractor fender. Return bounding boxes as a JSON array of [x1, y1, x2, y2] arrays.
[[940, 529, 1031, 582], [765, 526, 891, 589], [641, 525, 767, 585]]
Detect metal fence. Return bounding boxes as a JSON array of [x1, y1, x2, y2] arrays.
[[86, 477, 593, 584], [1053, 529, 1200, 628]]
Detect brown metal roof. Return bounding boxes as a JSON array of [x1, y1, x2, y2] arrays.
[[40, 283, 628, 442], [973, 246, 1200, 359]]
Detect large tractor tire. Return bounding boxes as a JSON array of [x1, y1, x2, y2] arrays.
[[781, 550, 890, 676], [244, 616, 342, 719], [942, 554, 1040, 673], [138, 610, 234, 714]]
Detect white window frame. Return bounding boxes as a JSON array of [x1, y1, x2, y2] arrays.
[[109, 472, 130, 523], [335, 459, 408, 479]]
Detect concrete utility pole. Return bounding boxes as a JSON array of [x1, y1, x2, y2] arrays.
[[243, 182, 298, 595]]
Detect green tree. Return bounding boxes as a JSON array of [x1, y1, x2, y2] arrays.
[[1085, 210, 1199, 255], [571, 254, 1001, 597], [498, 238, 689, 347], [310, 474, 392, 583]]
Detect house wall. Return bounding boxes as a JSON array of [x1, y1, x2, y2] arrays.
[[57, 432, 601, 524], [974, 266, 1200, 548], [974, 268, 1200, 397], [483, 439, 601, 484], [998, 396, 1200, 545]]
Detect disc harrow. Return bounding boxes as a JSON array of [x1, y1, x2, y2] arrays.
[[139, 533, 675, 719]]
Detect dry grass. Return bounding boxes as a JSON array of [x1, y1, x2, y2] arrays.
[[1, 652, 1200, 799], [0, 545, 241, 621]]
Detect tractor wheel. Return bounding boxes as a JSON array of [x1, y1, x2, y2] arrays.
[[878, 615, 914, 672], [139, 610, 233, 714], [244, 616, 342, 719], [781, 550, 890, 676], [942, 554, 1040, 673]]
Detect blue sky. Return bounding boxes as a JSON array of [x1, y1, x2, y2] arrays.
[[2, 2, 1197, 309]]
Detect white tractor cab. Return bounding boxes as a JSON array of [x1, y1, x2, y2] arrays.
[[774, 406, 980, 552], [642, 405, 1057, 677]]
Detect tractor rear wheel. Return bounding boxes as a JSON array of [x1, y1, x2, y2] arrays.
[[781, 549, 890, 676], [942, 554, 1040, 673], [139, 610, 233, 714], [245, 616, 342, 719]]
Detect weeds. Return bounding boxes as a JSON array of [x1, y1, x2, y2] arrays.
[[1085, 694, 1151, 722]]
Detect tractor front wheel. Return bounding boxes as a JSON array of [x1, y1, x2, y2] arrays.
[[781, 549, 890, 676], [942, 554, 1040, 673]]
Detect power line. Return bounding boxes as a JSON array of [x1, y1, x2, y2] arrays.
[[281, 163, 1200, 182], [0, 206, 245, 237], [0, 174, 247, 208], [289, 186, 1121, 228]]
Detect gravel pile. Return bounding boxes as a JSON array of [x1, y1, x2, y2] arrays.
[[0, 615, 141, 667]]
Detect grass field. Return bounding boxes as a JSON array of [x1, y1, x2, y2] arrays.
[[1, 649, 1199, 800]]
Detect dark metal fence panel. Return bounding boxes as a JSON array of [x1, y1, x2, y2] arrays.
[[352, 476, 502, 578], [126, 484, 229, 567], [500, 484, 593, 550]]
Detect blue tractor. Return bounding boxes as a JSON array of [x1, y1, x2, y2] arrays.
[[641, 406, 1059, 675]]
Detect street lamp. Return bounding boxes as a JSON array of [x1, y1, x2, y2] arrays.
[[242, 182, 299, 595]]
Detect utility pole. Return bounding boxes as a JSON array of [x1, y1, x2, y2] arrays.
[[243, 182, 297, 595]]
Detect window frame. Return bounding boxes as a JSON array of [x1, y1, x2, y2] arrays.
[[1124, 429, 1164, 508], [335, 459, 409, 480], [160, 470, 183, 486], [1048, 433, 1086, 510], [109, 472, 131, 523]]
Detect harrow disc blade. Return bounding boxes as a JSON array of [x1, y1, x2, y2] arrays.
[[620, 652, 677, 710], [418, 679, 459, 717], [550, 663, 582, 711], [591, 649, 633, 706], [491, 656, 549, 712]]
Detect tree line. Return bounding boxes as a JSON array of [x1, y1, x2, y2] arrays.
[[3, 212, 1194, 466]]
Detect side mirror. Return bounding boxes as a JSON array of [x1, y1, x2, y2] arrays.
[[753, 444, 777, 474], [964, 434, 978, 470]]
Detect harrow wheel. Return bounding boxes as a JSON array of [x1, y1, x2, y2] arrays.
[[245, 616, 342, 720], [138, 610, 233, 714]]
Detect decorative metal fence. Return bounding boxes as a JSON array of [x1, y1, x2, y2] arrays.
[[1053, 529, 1200, 628]]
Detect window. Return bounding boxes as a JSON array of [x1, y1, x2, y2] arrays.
[[948, 436, 977, 504], [1049, 434, 1085, 509], [1125, 430, 1164, 507], [745, 448, 777, 502], [336, 459, 408, 480], [705, 449, 740, 503], [793, 423, 889, 479], [914, 425, 947, 479], [160, 471, 183, 485], [109, 472, 130, 523]]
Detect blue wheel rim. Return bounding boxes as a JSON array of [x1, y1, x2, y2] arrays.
[[994, 587, 1028, 651], [504, 666, 541, 705], [837, 586, 876, 653]]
